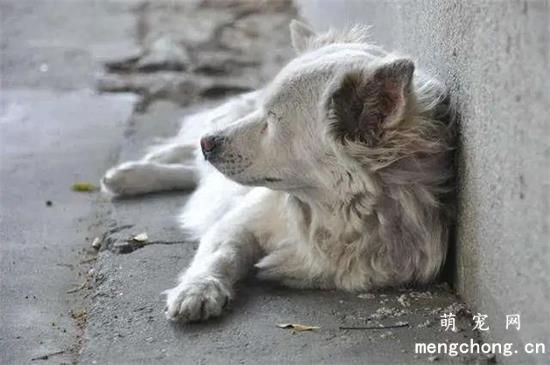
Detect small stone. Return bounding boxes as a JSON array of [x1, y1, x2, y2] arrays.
[[397, 294, 410, 307], [131, 232, 148, 242], [45, 200, 53, 206], [91, 237, 101, 250]]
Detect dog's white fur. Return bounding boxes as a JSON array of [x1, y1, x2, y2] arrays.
[[102, 21, 455, 322]]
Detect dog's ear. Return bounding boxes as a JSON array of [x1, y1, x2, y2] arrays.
[[290, 20, 315, 54], [329, 58, 415, 144]]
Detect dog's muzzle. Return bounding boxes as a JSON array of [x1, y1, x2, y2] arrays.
[[200, 135, 224, 160]]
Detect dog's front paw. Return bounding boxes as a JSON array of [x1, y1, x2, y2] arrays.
[[163, 276, 231, 322], [101, 162, 151, 196]]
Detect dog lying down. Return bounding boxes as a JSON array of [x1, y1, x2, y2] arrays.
[[102, 20, 456, 322]]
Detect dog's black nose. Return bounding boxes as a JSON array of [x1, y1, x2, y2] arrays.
[[200, 135, 221, 159]]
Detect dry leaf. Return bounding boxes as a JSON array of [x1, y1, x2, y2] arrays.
[[277, 323, 320, 332], [72, 182, 98, 192], [132, 232, 148, 242]]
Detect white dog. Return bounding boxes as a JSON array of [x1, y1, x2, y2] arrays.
[[102, 21, 455, 322]]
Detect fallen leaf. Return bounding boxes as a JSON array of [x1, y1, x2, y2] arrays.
[[131, 232, 148, 242], [71, 182, 98, 192], [277, 323, 319, 332]]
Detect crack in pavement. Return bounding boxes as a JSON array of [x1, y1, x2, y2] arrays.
[[144, 240, 190, 245], [111, 238, 193, 254]]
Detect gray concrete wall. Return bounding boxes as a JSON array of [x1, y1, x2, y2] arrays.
[[299, 0, 549, 360]]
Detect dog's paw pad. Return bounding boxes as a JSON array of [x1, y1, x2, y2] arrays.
[[163, 277, 231, 322]]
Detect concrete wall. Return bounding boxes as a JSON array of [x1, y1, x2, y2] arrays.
[[299, 0, 549, 360]]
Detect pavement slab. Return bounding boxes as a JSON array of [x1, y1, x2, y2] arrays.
[[0, 89, 137, 364], [1, 0, 138, 363]]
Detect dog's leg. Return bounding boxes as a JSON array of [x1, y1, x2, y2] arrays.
[[144, 143, 196, 163], [255, 248, 329, 290], [163, 197, 265, 322], [102, 161, 197, 196], [102, 141, 198, 196]]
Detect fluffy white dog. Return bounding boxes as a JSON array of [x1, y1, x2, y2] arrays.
[[102, 21, 455, 322]]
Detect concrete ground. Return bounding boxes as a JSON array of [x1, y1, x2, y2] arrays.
[[1, 0, 138, 363], [2, 1, 491, 364]]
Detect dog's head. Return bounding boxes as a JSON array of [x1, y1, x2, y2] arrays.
[[201, 21, 443, 196]]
